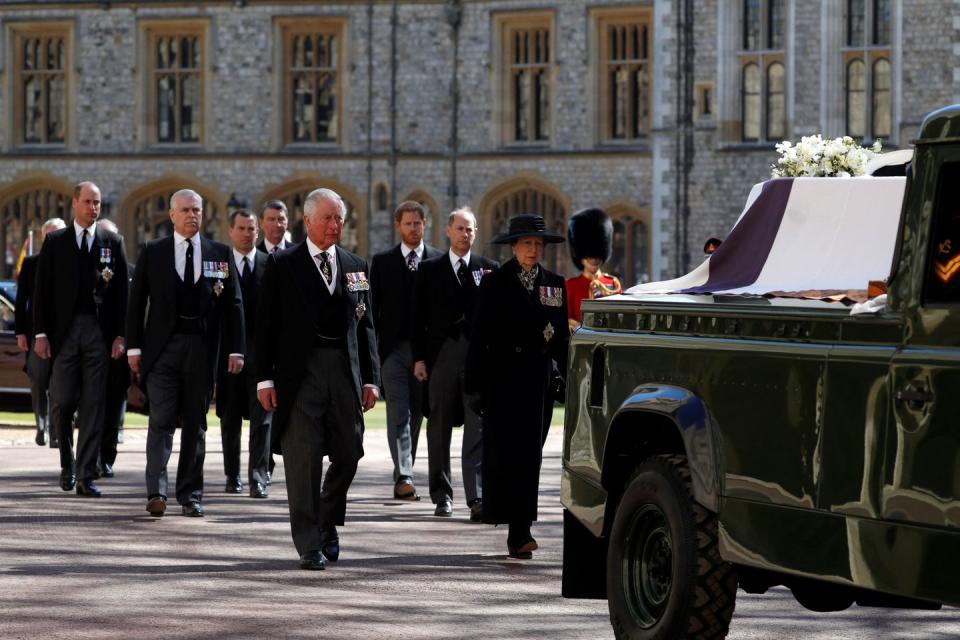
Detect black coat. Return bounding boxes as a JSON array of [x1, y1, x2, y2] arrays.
[[370, 243, 442, 362], [33, 224, 129, 357], [14, 254, 38, 338], [126, 235, 244, 393], [215, 249, 268, 419], [465, 258, 569, 524], [411, 252, 498, 370], [255, 242, 380, 454]]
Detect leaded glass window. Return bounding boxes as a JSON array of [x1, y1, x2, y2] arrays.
[[508, 26, 551, 143], [16, 33, 66, 144], [287, 30, 339, 144], [150, 33, 202, 144], [604, 18, 651, 141]]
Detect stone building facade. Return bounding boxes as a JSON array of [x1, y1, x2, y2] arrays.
[[0, 0, 955, 284]]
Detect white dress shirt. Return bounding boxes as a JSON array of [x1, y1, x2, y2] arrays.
[[263, 238, 287, 254], [233, 247, 258, 276], [306, 237, 337, 295], [74, 220, 97, 251], [173, 231, 201, 283], [448, 249, 471, 278]]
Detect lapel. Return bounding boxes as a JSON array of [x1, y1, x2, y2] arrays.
[[292, 242, 324, 313], [442, 253, 461, 291]]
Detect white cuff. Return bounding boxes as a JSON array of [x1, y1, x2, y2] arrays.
[[35, 333, 47, 339], [228, 353, 244, 359], [127, 348, 142, 356], [257, 380, 274, 390]]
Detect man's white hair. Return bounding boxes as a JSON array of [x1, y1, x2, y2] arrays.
[[304, 188, 347, 220], [42, 217, 66, 233], [170, 189, 202, 209], [98, 218, 119, 234]]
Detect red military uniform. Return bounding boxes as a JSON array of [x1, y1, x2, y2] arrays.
[[567, 272, 622, 328]]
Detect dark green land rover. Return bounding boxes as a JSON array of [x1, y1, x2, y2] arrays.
[[561, 106, 960, 639]]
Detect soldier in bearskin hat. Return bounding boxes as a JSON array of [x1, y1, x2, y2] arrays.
[[566, 208, 622, 330]]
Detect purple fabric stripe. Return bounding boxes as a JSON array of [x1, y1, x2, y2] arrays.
[[681, 178, 794, 294]]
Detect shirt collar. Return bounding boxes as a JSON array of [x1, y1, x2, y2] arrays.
[[264, 238, 285, 252], [74, 220, 96, 238], [233, 247, 257, 263], [400, 242, 424, 258], [448, 249, 470, 268], [306, 237, 336, 261], [174, 231, 199, 247]]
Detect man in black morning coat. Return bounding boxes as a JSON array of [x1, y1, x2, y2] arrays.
[[370, 200, 441, 500], [256, 187, 380, 571], [412, 207, 498, 519], [126, 188, 244, 518], [33, 182, 129, 497], [15, 217, 66, 448], [215, 209, 271, 498]]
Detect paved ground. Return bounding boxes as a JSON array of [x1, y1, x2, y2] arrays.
[[1, 423, 958, 639]]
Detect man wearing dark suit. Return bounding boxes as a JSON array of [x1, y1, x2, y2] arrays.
[[256, 188, 380, 570], [94, 218, 130, 479], [257, 200, 291, 254], [33, 182, 129, 497], [15, 217, 66, 448], [216, 209, 271, 498], [127, 189, 245, 518], [413, 208, 497, 519], [370, 201, 441, 500]]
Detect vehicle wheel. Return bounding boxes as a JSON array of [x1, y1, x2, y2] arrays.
[[607, 454, 737, 640]]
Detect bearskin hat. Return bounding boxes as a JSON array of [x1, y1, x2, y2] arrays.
[[567, 207, 613, 270]]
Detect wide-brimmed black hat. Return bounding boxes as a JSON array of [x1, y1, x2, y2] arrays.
[[491, 214, 566, 245]]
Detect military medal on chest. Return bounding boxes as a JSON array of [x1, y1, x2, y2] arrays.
[[543, 322, 555, 342], [203, 261, 230, 296], [539, 286, 564, 307], [100, 247, 114, 282], [355, 301, 367, 319]]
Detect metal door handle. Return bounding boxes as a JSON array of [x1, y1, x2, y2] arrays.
[[896, 387, 933, 406]]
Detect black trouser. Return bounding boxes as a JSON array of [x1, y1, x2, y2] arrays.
[[50, 315, 108, 482], [26, 345, 52, 440], [144, 334, 209, 505], [281, 347, 364, 555], [220, 368, 272, 486], [99, 357, 130, 469]]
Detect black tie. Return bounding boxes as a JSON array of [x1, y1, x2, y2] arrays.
[[271, 245, 279, 254], [456, 258, 469, 287], [407, 251, 419, 272], [241, 256, 252, 284], [80, 229, 89, 255], [184, 240, 194, 284]]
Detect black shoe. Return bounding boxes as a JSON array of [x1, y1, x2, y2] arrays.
[[59, 472, 76, 491], [265, 471, 272, 486], [76, 480, 102, 498], [249, 482, 268, 499], [35, 426, 47, 446], [468, 499, 483, 523], [434, 499, 453, 517], [181, 501, 204, 517], [146, 495, 167, 517], [507, 536, 538, 560], [101, 464, 114, 479], [320, 526, 339, 563], [224, 476, 243, 494], [299, 550, 326, 570], [393, 478, 419, 501], [49, 436, 59, 449]]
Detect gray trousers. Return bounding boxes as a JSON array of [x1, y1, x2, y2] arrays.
[[220, 369, 273, 485], [50, 315, 108, 481], [26, 346, 51, 436], [381, 341, 423, 482], [282, 346, 364, 556], [145, 334, 209, 505], [426, 335, 482, 505]]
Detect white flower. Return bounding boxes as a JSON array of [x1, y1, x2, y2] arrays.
[[770, 134, 882, 178]]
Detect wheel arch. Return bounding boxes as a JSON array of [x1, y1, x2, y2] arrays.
[[599, 384, 722, 536]]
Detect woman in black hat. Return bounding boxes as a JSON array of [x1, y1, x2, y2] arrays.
[[465, 214, 569, 559]]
